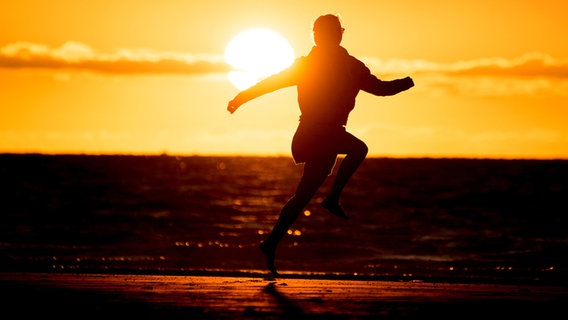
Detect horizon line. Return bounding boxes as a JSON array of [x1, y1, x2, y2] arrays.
[[1, 151, 566, 161]]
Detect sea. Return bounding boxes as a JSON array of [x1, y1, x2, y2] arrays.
[[1, 154, 567, 285]]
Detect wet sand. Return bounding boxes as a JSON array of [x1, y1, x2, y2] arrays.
[[2, 272, 567, 319]]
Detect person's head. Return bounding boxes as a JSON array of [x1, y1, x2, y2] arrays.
[[312, 14, 344, 47]]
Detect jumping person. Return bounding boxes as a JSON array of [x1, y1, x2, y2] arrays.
[[227, 14, 414, 276]]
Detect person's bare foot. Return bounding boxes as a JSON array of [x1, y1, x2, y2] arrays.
[[259, 241, 279, 277], [321, 198, 349, 220]]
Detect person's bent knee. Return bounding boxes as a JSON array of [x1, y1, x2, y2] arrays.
[[360, 142, 369, 157], [355, 141, 368, 159]]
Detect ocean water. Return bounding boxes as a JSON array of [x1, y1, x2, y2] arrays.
[[1, 154, 567, 284]]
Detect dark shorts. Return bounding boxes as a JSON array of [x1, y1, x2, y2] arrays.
[[291, 122, 348, 164]]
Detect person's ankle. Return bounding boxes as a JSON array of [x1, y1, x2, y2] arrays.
[[321, 197, 349, 220]]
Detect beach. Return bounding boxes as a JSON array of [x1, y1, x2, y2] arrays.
[[3, 271, 567, 319]]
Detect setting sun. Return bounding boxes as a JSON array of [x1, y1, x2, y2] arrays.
[[225, 28, 295, 90]]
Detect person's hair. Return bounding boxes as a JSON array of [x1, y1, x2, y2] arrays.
[[313, 14, 344, 46]]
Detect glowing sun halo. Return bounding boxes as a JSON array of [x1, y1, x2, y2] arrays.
[[225, 28, 295, 90]]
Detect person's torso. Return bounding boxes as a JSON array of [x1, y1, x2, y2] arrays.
[[296, 46, 364, 126]]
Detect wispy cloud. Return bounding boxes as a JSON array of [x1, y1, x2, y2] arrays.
[[363, 53, 568, 96], [0, 41, 230, 74], [2, 41, 567, 97], [363, 52, 568, 79], [4, 41, 567, 80]]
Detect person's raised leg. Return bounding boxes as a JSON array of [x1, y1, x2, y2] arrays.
[[261, 157, 336, 276], [322, 133, 368, 219]]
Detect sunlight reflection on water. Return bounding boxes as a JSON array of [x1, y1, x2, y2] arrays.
[[1, 155, 567, 283]]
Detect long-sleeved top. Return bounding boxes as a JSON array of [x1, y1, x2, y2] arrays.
[[232, 45, 414, 127]]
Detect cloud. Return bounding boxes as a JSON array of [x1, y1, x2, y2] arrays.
[[449, 53, 568, 79], [363, 52, 568, 79], [2, 41, 567, 96], [3, 41, 567, 81], [362, 53, 568, 96], [0, 41, 230, 74]]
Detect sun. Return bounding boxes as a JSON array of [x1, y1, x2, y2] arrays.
[[225, 28, 295, 90]]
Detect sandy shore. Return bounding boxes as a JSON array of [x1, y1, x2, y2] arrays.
[[2, 272, 566, 319]]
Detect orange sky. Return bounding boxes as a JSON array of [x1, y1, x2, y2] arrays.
[[1, 0, 567, 158]]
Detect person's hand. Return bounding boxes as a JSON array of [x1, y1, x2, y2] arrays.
[[399, 76, 414, 91], [227, 99, 240, 114]]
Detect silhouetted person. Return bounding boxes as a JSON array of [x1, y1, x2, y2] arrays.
[[227, 14, 414, 276]]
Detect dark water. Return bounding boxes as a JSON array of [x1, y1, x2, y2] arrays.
[[1, 154, 567, 285]]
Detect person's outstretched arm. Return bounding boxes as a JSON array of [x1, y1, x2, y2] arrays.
[[227, 74, 295, 114], [227, 58, 303, 114], [353, 58, 414, 96], [362, 75, 414, 96]]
